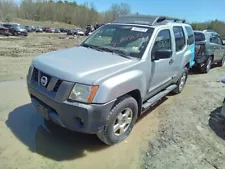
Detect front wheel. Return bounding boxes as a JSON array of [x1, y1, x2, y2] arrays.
[[172, 67, 188, 94], [97, 95, 138, 145]]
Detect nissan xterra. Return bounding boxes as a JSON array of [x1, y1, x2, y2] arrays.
[[27, 15, 194, 145]]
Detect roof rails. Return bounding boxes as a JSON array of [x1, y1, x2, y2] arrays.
[[113, 15, 186, 26]]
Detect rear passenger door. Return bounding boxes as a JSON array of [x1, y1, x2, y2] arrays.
[[210, 36, 221, 62], [184, 26, 195, 67], [216, 36, 225, 61], [172, 26, 187, 74]]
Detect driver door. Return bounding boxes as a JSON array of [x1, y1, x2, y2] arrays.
[[148, 28, 174, 94]]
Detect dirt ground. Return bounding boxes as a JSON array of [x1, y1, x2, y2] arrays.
[[0, 33, 83, 81], [0, 33, 225, 169]]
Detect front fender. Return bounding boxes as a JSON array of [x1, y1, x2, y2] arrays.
[[92, 70, 146, 103]]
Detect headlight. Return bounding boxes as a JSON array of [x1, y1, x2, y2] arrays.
[[68, 83, 99, 103]]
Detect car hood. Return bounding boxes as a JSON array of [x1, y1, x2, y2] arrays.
[[32, 46, 138, 84]]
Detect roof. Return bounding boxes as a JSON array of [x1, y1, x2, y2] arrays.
[[113, 15, 185, 26], [194, 30, 220, 36]]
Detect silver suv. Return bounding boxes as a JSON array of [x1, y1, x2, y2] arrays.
[[27, 15, 194, 145], [194, 30, 225, 73]]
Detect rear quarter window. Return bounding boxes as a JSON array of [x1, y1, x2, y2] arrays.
[[173, 26, 186, 52], [185, 26, 194, 45]]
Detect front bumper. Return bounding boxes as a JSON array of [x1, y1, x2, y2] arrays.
[[27, 82, 116, 134]]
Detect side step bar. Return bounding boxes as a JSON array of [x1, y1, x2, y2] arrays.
[[142, 84, 177, 111]]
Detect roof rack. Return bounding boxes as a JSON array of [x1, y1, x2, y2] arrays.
[[113, 15, 186, 26]]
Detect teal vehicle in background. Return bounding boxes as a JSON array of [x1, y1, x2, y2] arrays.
[[189, 42, 195, 68]]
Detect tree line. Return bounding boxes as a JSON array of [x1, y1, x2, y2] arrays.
[[1, 0, 225, 37], [191, 20, 225, 37], [0, 0, 131, 27]]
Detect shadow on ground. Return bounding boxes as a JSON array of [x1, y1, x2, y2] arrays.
[[189, 64, 220, 75], [5, 103, 108, 161], [209, 106, 225, 140], [5, 96, 169, 161], [137, 97, 168, 123]]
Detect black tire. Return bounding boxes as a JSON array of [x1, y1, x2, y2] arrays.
[[172, 67, 188, 94], [200, 57, 212, 73], [218, 56, 225, 67], [97, 95, 138, 145]]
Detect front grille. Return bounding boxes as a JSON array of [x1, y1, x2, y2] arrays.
[[32, 67, 38, 82], [40, 71, 51, 88], [53, 80, 63, 92], [31, 67, 62, 92]]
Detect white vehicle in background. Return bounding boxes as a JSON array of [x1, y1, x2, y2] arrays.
[[74, 28, 84, 36]]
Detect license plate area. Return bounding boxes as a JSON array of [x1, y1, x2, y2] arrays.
[[32, 98, 50, 120], [37, 104, 49, 119]]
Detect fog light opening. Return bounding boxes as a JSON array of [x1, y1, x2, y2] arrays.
[[74, 117, 84, 128]]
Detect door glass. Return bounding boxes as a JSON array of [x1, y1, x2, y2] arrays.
[[151, 29, 171, 58], [210, 36, 218, 44], [173, 26, 186, 51], [217, 36, 223, 45], [185, 26, 194, 45]]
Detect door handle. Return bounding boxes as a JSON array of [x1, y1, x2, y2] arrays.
[[169, 59, 174, 65]]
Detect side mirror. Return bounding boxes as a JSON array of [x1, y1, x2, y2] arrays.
[[153, 49, 172, 60]]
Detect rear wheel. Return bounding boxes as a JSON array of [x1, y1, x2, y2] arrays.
[[200, 57, 212, 73], [172, 67, 188, 94], [218, 56, 225, 67], [97, 95, 138, 145]]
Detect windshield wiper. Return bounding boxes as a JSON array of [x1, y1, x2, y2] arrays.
[[80, 44, 105, 52], [97, 47, 132, 59], [81, 44, 132, 59]]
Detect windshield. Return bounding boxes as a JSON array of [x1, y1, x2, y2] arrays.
[[194, 32, 205, 42], [81, 24, 154, 59]]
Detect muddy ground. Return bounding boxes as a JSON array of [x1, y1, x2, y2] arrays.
[[0, 33, 225, 169]]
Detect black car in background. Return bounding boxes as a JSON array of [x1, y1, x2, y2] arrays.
[[94, 23, 105, 30], [2, 23, 28, 36], [67, 29, 75, 35], [85, 25, 94, 36], [24, 25, 33, 32], [0, 25, 10, 36], [59, 28, 68, 32]]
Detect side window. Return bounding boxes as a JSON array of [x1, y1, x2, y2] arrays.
[[185, 26, 194, 45], [151, 29, 171, 56], [210, 36, 218, 44], [217, 36, 223, 45], [173, 26, 186, 52]]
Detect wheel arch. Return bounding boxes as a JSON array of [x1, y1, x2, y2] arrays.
[[115, 89, 142, 117]]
